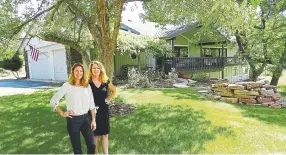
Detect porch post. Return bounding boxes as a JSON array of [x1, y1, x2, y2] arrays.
[[200, 36, 203, 56], [171, 38, 175, 51], [222, 43, 224, 57]]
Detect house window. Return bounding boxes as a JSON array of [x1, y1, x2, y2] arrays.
[[232, 67, 238, 76], [202, 48, 227, 57], [174, 46, 188, 57]]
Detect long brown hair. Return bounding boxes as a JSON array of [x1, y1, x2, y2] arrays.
[[88, 61, 109, 83], [68, 63, 88, 87]]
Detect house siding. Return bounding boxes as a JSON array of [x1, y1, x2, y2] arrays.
[[114, 51, 156, 76]]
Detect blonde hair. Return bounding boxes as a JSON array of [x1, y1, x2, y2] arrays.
[[88, 61, 109, 83], [68, 63, 88, 87]]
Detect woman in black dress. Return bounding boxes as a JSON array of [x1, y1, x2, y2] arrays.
[[88, 61, 116, 154]]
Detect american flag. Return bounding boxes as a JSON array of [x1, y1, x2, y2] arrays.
[[29, 45, 40, 61]]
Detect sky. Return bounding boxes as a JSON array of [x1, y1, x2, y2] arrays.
[[18, 1, 163, 37], [121, 2, 161, 37]]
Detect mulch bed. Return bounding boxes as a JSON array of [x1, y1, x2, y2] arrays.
[[108, 101, 136, 117]]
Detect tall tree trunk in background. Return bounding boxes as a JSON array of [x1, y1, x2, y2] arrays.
[[245, 53, 267, 81], [90, 0, 124, 81], [235, 31, 267, 81], [270, 37, 286, 85], [270, 67, 283, 85], [78, 50, 91, 71]]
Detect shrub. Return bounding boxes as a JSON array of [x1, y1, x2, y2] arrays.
[[192, 72, 210, 82], [0, 53, 23, 72], [127, 67, 151, 88]]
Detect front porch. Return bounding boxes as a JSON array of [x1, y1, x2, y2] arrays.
[[164, 57, 244, 72]]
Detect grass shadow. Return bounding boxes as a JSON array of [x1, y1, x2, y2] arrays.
[[0, 90, 74, 153], [109, 103, 233, 154], [0, 90, 233, 153]]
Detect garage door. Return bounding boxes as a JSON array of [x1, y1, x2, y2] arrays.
[[53, 50, 68, 81], [30, 51, 51, 80]]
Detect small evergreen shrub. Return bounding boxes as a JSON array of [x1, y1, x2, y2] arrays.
[[1, 53, 23, 72]]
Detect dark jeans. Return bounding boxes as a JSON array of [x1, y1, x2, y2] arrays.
[[67, 113, 95, 154]]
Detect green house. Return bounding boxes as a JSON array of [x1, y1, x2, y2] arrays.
[[154, 23, 250, 82]]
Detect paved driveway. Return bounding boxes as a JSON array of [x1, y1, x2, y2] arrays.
[[0, 79, 54, 96]]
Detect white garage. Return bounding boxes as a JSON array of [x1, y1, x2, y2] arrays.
[[25, 37, 68, 82]]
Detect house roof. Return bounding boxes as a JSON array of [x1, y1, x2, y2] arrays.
[[120, 23, 140, 35], [154, 23, 201, 39], [121, 19, 161, 37], [154, 23, 236, 43]]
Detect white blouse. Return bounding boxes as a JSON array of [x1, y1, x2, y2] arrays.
[[50, 82, 97, 116]]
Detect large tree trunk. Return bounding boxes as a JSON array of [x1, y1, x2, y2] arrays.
[[78, 50, 91, 71], [91, 0, 124, 81], [270, 37, 286, 85], [249, 63, 267, 81], [270, 67, 283, 86], [24, 49, 30, 79], [99, 47, 114, 80]]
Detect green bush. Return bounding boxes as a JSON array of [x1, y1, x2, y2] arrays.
[[127, 67, 151, 88], [0, 53, 23, 72], [192, 72, 210, 82]]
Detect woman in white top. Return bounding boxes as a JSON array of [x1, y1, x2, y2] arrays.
[[50, 63, 97, 154]]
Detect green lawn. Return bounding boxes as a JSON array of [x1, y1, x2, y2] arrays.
[[0, 87, 286, 153]]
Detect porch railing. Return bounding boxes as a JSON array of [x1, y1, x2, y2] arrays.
[[164, 57, 245, 72]]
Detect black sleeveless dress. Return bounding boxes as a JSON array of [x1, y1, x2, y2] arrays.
[[89, 80, 110, 135]]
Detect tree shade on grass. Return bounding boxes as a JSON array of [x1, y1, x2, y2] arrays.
[[0, 87, 286, 153]]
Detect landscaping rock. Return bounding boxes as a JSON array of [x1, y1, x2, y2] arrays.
[[212, 83, 228, 88], [188, 79, 197, 84], [260, 89, 275, 97], [239, 98, 257, 104], [220, 97, 238, 103], [261, 85, 277, 89], [261, 102, 274, 106], [234, 95, 257, 99], [257, 97, 273, 103], [217, 92, 234, 97], [228, 84, 245, 90], [272, 93, 281, 101], [234, 90, 259, 96], [246, 82, 263, 89], [206, 80, 283, 109], [207, 95, 221, 100], [270, 103, 282, 109]]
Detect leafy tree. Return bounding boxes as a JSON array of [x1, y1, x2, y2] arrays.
[[1, 0, 151, 80], [117, 31, 173, 58], [0, 53, 23, 79], [142, 0, 286, 82]]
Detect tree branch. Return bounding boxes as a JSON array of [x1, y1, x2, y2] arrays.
[[41, 32, 84, 52], [65, 1, 87, 20], [50, 1, 64, 21], [77, 19, 84, 42], [111, 0, 124, 52], [13, 0, 65, 36]]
